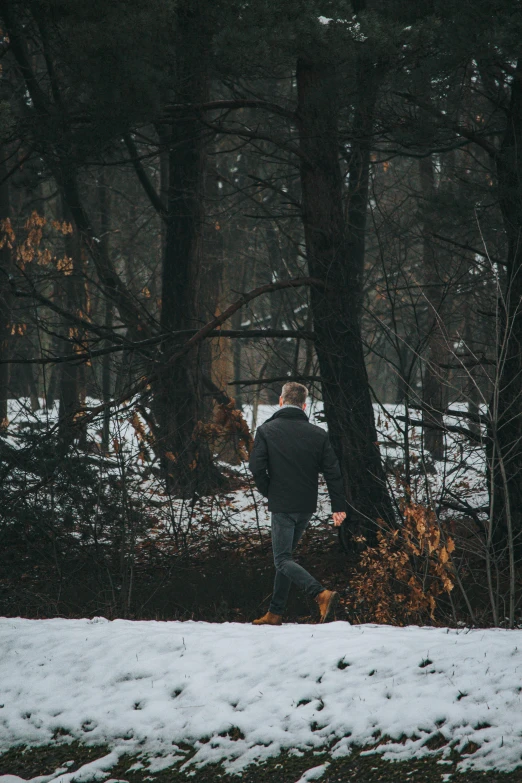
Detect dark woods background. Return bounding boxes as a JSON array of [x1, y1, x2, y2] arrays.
[[0, 0, 521, 627]]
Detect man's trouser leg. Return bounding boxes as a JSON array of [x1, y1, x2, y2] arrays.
[[269, 512, 324, 615]]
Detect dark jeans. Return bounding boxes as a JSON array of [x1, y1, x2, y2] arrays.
[[269, 512, 324, 615]]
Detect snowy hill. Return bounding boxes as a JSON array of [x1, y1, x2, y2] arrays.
[[1, 618, 521, 778]]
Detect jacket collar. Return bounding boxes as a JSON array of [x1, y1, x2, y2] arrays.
[[266, 406, 308, 423]]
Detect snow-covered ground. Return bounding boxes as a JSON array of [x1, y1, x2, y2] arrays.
[[1, 618, 522, 777]]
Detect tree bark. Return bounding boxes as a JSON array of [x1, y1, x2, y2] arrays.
[[151, 2, 220, 495], [296, 55, 394, 540], [98, 171, 113, 451], [230, 253, 248, 410], [0, 145, 11, 428], [57, 200, 85, 444], [492, 57, 522, 552]]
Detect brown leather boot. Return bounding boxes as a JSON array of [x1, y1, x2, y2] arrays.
[[315, 590, 339, 623], [252, 611, 282, 626]]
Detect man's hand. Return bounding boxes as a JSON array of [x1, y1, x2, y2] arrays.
[[332, 511, 346, 527]]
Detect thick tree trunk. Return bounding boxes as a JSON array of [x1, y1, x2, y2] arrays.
[[200, 155, 225, 417], [492, 57, 522, 553], [296, 56, 394, 540], [152, 3, 220, 495]]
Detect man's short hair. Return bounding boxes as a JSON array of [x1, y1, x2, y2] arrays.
[[281, 381, 308, 407]]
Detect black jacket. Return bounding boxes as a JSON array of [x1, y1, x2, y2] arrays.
[[248, 406, 346, 513]]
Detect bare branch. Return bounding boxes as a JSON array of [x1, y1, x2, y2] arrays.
[[0, 329, 316, 366], [62, 277, 324, 423], [394, 91, 499, 157], [168, 277, 323, 365], [228, 375, 321, 386], [394, 415, 484, 444], [164, 98, 296, 123], [123, 134, 168, 220]]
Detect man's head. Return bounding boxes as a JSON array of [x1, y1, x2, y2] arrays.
[[279, 381, 308, 410]]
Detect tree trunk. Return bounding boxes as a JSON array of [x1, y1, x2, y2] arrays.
[[152, 3, 220, 495], [57, 200, 85, 444], [296, 55, 394, 540], [230, 253, 247, 411], [419, 155, 448, 461], [201, 154, 225, 414], [492, 57, 522, 552], [98, 171, 113, 450], [0, 146, 11, 428], [264, 226, 283, 403]]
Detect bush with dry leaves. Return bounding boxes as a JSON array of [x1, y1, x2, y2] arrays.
[[348, 503, 455, 625]]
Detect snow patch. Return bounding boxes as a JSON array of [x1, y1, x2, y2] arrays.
[[295, 762, 330, 781], [1, 619, 522, 774], [0, 751, 124, 783]]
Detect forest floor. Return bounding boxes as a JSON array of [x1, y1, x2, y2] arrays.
[[2, 740, 522, 783], [0, 519, 354, 623]]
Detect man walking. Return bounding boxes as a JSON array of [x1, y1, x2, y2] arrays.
[[248, 382, 347, 625]]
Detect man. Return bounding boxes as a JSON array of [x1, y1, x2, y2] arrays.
[[248, 382, 347, 625]]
